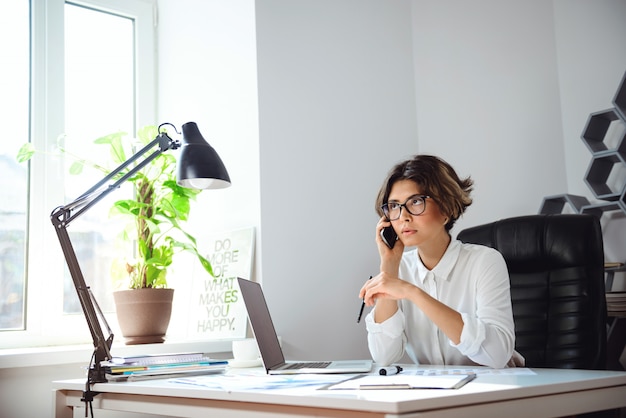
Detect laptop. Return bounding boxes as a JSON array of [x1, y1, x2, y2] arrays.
[[236, 277, 373, 375]]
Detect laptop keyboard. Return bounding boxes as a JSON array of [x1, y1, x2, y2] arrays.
[[283, 361, 331, 370]]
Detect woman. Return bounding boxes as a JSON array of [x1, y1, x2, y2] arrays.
[[359, 155, 521, 368]]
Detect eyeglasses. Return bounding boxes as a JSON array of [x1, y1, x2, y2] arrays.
[[381, 194, 431, 220]]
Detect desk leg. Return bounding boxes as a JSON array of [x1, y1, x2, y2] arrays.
[[607, 317, 626, 371], [54, 390, 73, 418]]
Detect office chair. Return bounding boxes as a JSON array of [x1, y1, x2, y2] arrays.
[[457, 214, 607, 370]]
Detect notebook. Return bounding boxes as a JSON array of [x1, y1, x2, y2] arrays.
[[237, 277, 373, 375]]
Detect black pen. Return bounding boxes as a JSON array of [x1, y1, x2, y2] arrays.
[[379, 365, 403, 375], [357, 276, 372, 323]]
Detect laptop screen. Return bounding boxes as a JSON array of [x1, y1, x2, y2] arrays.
[[237, 278, 286, 371]]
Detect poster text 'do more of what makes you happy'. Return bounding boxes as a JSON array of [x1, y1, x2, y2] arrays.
[[198, 277, 239, 332], [189, 228, 255, 339]]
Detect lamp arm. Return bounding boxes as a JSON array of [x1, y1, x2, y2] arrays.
[[49, 130, 179, 383], [52, 224, 112, 383], [59, 132, 179, 224]]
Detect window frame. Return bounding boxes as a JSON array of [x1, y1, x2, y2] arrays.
[[1, 0, 156, 349]]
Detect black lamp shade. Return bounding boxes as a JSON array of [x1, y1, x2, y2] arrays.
[[177, 122, 231, 189]]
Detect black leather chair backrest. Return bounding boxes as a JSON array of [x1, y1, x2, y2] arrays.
[[457, 214, 607, 369]]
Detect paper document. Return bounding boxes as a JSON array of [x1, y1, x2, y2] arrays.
[[104, 352, 207, 366], [103, 358, 228, 382], [171, 373, 349, 390], [411, 367, 536, 376], [326, 373, 476, 390]]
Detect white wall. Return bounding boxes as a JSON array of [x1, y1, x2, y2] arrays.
[[255, 0, 418, 361], [0, 363, 85, 418], [411, 0, 566, 233], [155, 0, 262, 336], [156, 0, 260, 242], [554, 0, 626, 199], [553, 0, 626, 287]]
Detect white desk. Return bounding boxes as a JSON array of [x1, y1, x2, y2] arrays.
[[53, 366, 626, 418]]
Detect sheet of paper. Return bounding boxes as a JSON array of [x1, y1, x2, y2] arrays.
[[326, 374, 475, 390], [408, 367, 536, 376], [170, 373, 350, 391], [169, 367, 536, 391]]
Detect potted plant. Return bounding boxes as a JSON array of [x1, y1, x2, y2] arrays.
[[18, 125, 215, 344]]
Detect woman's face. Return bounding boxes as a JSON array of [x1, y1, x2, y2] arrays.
[[387, 179, 448, 247]]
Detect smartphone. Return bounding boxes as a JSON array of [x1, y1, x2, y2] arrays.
[[381, 226, 398, 249]]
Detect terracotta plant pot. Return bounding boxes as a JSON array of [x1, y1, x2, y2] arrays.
[[113, 288, 174, 345]]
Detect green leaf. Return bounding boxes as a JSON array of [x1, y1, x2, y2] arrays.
[[168, 237, 214, 277], [94, 131, 128, 165], [16, 143, 36, 163], [69, 160, 85, 175], [138, 125, 159, 145]]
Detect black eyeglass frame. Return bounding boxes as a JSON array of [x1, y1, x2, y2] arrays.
[[381, 194, 431, 221]]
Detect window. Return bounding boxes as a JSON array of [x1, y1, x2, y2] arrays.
[[63, 2, 135, 314], [1, 0, 156, 348], [0, 0, 29, 331]]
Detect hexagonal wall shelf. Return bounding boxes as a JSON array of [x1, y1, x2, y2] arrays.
[[581, 201, 622, 218], [584, 151, 626, 201], [539, 194, 590, 214], [581, 109, 626, 154], [541, 69, 626, 218]]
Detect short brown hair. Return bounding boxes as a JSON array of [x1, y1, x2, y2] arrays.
[[375, 155, 473, 232]]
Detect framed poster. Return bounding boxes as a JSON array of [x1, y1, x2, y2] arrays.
[[188, 227, 255, 339]]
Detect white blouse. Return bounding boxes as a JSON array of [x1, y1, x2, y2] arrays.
[[365, 239, 516, 369]]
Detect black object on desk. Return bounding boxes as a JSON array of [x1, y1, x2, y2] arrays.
[[379, 365, 403, 375]]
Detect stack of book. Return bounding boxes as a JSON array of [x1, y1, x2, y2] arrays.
[[102, 352, 228, 382], [606, 292, 626, 317]]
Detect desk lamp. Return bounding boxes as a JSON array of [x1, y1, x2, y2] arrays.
[[50, 122, 230, 389]]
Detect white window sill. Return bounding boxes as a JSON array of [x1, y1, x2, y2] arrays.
[[0, 339, 233, 369]]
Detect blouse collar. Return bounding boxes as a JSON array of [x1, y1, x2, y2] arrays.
[[415, 239, 461, 284]]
